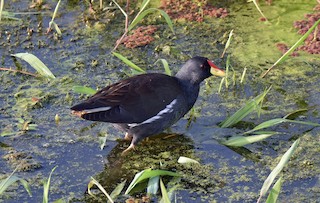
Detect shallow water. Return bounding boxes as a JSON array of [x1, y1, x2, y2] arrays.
[[0, 0, 319, 202]]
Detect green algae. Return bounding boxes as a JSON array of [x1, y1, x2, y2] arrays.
[[225, 1, 318, 70]]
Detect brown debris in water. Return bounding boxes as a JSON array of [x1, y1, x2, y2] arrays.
[[291, 3, 320, 54], [119, 25, 158, 48], [160, 0, 228, 22], [276, 43, 299, 56]]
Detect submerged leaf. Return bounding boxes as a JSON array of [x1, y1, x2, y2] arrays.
[[72, 86, 97, 95], [11, 53, 55, 79]]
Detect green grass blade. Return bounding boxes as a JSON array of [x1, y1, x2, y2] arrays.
[[240, 67, 247, 84], [155, 59, 171, 76], [72, 86, 97, 95], [112, 52, 145, 73], [222, 132, 276, 147], [266, 176, 283, 203], [0, 175, 20, 194], [125, 169, 180, 194], [88, 177, 114, 203], [159, 177, 170, 203], [248, 0, 268, 21], [0, 166, 31, 196], [43, 166, 57, 203], [261, 19, 320, 78], [19, 178, 32, 197], [147, 176, 160, 195], [218, 77, 225, 93], [129, 0, 151, 30], [221, 30, 233, 58], [220, 86, 271, 128], [109, 180, 126, 202], [51, 0, 61, 22], [258, 139, 300, 202], [111, 0, 127, 17], [245, 118, 320, 134], [11, 53, 55, 79], [129, 8, 174, 33]]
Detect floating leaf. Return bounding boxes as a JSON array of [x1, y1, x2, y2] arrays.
[[11, 53, 55, 79], [258, 139, 300, 202], [72, 86, 97, 95]]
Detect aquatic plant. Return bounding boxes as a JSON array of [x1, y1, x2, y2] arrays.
[[119, 25, 158, 48], [160, 0, 228, 22], [0, 167, 31, 196], [46, 0, 62, 36], [43, 166, 57, 203], [261, 19, 320, 78], [112, 0, 174, 50], [220, 86, 271, 128], [257, 139, 300, 203], [11, 53, 56, 79], [87, 168, 179, 202], [248, 0, 268, 21], [1, 118, 38, 137]]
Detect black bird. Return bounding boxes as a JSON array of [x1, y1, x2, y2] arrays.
[[71, 56, 225, 154]]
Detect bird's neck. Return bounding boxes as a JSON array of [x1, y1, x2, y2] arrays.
[[176, 77, 200, 108]]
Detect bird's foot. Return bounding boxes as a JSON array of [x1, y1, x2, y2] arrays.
[[124, 132, 133, 141], [121, 143, 135, 156], [71, 110, 85, 118]]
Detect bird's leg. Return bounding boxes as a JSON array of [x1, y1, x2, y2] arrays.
[[121, 143, 135, 156], [124, 132, 133, 141]]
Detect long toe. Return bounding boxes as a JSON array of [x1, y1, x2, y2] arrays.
[[121, 143, 135, 156], [124, 132, 133, 141]]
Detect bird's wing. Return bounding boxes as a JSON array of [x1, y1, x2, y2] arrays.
[[71, 73, 183, 123]]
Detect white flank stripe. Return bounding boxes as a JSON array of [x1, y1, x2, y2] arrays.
[[128, 99, 177, 128], [84, 106, 111, 114]]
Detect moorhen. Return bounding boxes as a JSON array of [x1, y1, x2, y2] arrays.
[[71, 56, 225, 154]]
